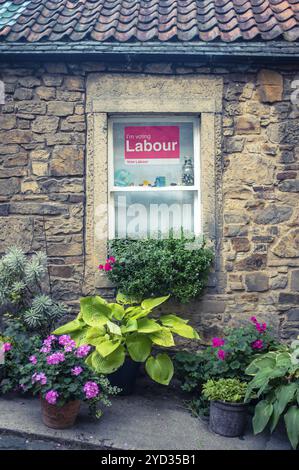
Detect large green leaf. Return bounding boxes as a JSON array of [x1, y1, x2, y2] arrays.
[[128, 306, 151, 320], [252, 400, 273, 434], [80, 296, 111, 327], [106, 320, 122, 336], [159, 314, 188, 327], [275, 352, 292, 369], [91, 346, 125, 374], [169, 323, 200, 340], [53, 318, 84, 335], [96, 339, 122, 357], [110, 303, 125, 321], [145, 353, 174, 385], [137, 318, 162, 334], [141, 295, 170, 311], [284, 406, 299, 449], [276, 383, 297, 415], [126, 333, 152, 362], [70, 326, 90, 346], [270, 401, 282, 434], [150, 328, 175, 347], [121, 319, 138, 333], [246, 355, 276, 375], [85, 326, 106, 345]]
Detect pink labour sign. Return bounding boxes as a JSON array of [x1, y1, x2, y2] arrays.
[[124, 126, 180, 161]]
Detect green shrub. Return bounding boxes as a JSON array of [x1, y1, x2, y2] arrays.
[[104, 235, 213, 304], [245, 343, 299, 449], [203, 378, 247, 403]]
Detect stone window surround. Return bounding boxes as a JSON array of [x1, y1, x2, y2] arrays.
[[84, 73, 223, 293]]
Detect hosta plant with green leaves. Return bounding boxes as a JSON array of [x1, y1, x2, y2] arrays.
[[245, 340, 299, 449], [53, 293, 200, 386]]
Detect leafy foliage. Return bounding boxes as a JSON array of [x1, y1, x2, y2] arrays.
[[245, 341, 299, 449], [174, 317, 278, 415], [0, 247, 67, 335], [105, 235, 214, 303], [203, 378, 247, 403], [0, 322, 41, 394], [53, 293, 200, 386]]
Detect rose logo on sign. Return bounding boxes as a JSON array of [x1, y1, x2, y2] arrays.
[[124, 126, 180, 164]]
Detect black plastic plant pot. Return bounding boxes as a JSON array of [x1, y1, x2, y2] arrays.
[[209, 400, 248, 437], [108, 357, 140, 396]]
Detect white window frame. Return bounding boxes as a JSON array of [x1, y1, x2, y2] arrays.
[[107, 115, 201, 239]]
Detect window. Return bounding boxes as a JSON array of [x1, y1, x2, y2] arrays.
[[108, 116, 201, 239]]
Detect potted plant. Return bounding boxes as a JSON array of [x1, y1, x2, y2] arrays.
[[53, 293, 200, 394], [245, 340, 299, 450], [202, 378, 248, 437], [18, 334, 119, 429]]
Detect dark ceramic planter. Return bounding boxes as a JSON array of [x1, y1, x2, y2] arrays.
[[209, 400, 248, 437], [108, 357, 140, 396], [41, 398, 81, 429]]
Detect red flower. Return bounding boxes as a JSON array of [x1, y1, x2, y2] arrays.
[[217, 349, 226, 361], [251, 339, 264, 350], [212, 337, 225, 348]]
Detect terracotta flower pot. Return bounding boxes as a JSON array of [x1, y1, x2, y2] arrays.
[[41, 398, 81, 429]]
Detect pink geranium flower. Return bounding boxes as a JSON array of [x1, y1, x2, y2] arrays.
[[71, 366, 83, 376], [46, 352, 65, 365], [3, 342, 12, 352], [107, 256, 116, 264], [29, 355, 37, 365], [45, 390, 59, 405], [76, 345, 91, 358], [104, 262, 112, 272], [98, 264, 104, 270], [217, 349, 226, 361], [83, 381, 99, 399], [212, 337, 225, 348], [251, 339, 264, 350]]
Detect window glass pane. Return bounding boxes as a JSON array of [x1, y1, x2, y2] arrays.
[[114, 191, 195, 238], [113, 120, 194, 188]]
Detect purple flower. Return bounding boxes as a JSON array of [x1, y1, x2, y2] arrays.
[[40, 345, 51, 354], [46, 352, 65, 365], [3, 342, 12, 352], [58, 335, 76, 352], [29, 355, 37, 365], [217, 349, 226, 361], [32, 372, 47, 385], [83, 381, 99, 399], [251, 339, 264, 350], [71, 366, 83, 376], [45, 390, 59, 405], [76, 345, 91, 358], [250, 316, 257, 324], [212, 337, 225, 348]]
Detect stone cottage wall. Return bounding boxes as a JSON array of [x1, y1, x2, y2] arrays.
[[0, 57, 298, 341]]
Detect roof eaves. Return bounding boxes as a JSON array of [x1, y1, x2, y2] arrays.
[[0, 41, 299, 58]]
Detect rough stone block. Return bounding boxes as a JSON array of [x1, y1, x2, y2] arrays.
[[257, 69, 283, 103], [245, 273, 269, 292], [279, 293, 299, 304], [235, 115, 260, 134], [50, 145, 84, 176], [254, 205, 293, 225], [290, 270, 299, 291]]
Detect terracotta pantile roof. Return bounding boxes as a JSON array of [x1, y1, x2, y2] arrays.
[[0, 0, 298, 43]]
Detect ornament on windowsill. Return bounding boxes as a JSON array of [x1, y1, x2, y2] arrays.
[[182, 157, 194, 186]]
